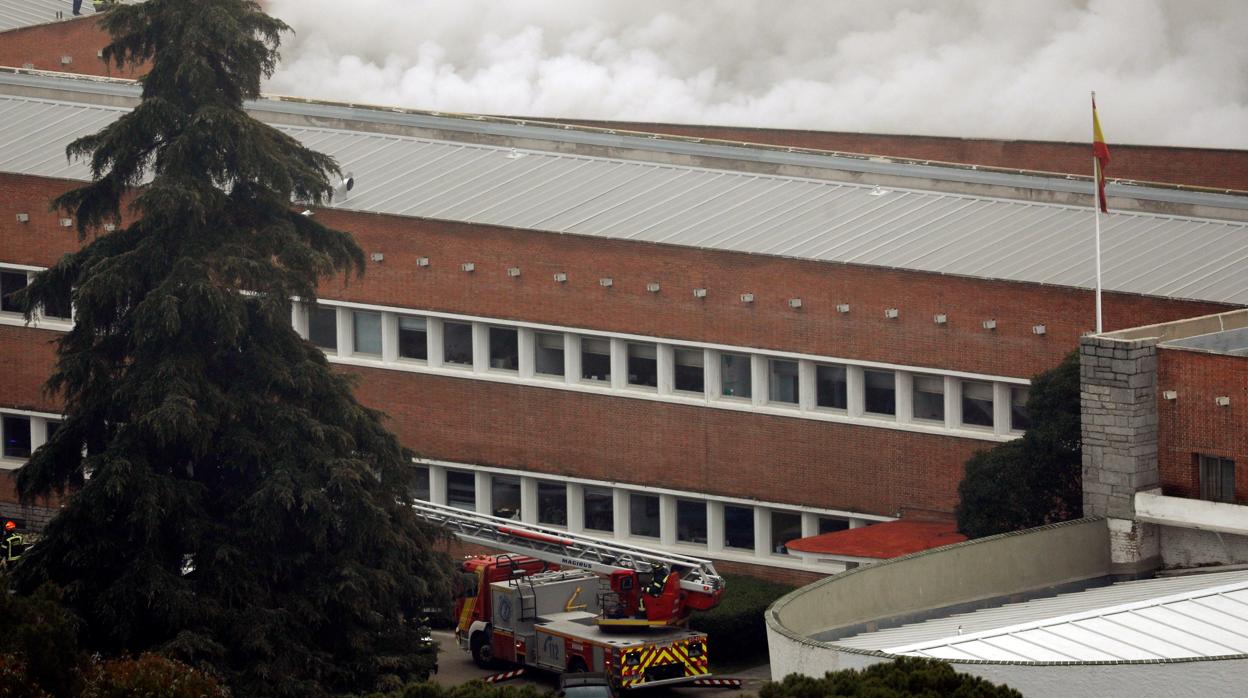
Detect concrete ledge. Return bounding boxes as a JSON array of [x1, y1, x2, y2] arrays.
[[1136, 490, 1248, 536]]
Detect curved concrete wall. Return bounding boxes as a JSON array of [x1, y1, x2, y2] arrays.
[[765, 517, 1248, 697]]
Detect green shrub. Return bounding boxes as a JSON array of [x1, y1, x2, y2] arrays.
[[0, 574, 85, 697], [691, 573, 796, 669], [366, 680, 552, 698], [759, 657, 1022, 697], [80, 654, 227, 698]]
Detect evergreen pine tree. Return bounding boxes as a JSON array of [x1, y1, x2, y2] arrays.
[[12, 2, 453, 694]]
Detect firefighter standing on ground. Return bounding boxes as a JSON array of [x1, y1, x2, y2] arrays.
[[2, 520, 23, 566]]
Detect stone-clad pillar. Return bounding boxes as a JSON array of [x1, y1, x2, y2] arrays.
[[1080, 335, 1160, 574]]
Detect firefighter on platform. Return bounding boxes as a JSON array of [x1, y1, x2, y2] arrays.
[[2, 520, 23, 566], [645, 563, 669, 597]]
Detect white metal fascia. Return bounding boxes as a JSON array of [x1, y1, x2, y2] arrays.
[[1134, 490, 1248, 536]]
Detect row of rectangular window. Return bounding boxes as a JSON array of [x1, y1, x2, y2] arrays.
[[0, 414, 60, 461], [413, 466, 858, 558], [303, 304, 1031, 433], [0, 269, 72, 320]]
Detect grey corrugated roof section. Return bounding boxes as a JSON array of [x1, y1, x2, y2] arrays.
[[0, 0, 81, 33], [836, 569, 1248, 662], [3, 87, 1248, 306]]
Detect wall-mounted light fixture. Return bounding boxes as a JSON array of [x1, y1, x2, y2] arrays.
[[415, 257, 430, 267], [646, 282, 661, 293], [836, 303, 851, 314], [1215, 396, 1231, 407], [933, 314, 947, 325], [982, 319, 997, 330], [553, 272, 568, 283], [693, 288, 707, 299], [1032, 324, 1047, 335], [1162, 390, 1178, 400], [506, 267, 521, 277], [740, 293, 754, 303], [15, 213, 28, 223], [787, 298, 803, 309], [103, 223, 116, 232], [599, 277, 613, 288], [370, 252, 384, 263], [884, 308, 899, 319], [460, 262, 475, 273], [59, 218, 73, 227]]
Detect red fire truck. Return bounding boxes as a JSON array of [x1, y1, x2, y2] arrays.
[[412, 501, 726, 690]]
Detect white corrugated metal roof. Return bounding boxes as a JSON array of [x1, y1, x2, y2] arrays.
[[835, 570, 1248, 662], [0, 0, 79, 32], [3, 87, 1248, 306]]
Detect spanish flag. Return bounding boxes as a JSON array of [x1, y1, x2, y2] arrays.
[[1092, 95, 1110, 213]]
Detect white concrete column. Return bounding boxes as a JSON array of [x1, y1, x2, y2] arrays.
[[335, 306, 351, 358], [520, 477, 538, 525], [801, 512, 819, 539], [706, 500, 725, 554], [849, 518, 866, 529], [427, 317, 445, 368], [292, 301, 309, 338], [613, 489, 630, 540], [517, 327, 536, 379], [846, 365, 865, 417], [381, 312, 398, 363], [566, 483, 585, 533], [428, 465, 447, 506], [610, 338, 628, 390], [659, 494, 677, 547], [30, 417, 49, 451], [993, 382, 1013, 436], [656, 344, 675, 395], [472, 323, 490, 373], [565, 334, 581, 385], [896, 372, 914, 425], [703, 349, 720, 402], [754, 508, 772, 558], [475, 471, 492, 516], [798, 360, 817, 412], [751, 355, 768, 408]]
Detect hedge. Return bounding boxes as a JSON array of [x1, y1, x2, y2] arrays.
[[691, 573, 796, 668]]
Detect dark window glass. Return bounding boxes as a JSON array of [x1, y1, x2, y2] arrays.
[[962, 380, 994, 428], [308, 306, 337, 350], [724, 505, 754, 550], [398, 316, 428, 360], [538, 481, 567, 526], [353, 311, 382, 355], [769, 359, 799, 404], [819, 517, 849, 534], [2, 415, 32, 459], [489, 327, 519, 371], [410, 466, 430, 501], [864, 370, 896, 416], [913, 375, 945, 422], [628, 343, 657, 388], [44, 420, 61, 442], [584, 487, 614, 532], [492, 475, 521, 519], [0, 271, 27, 313], [42, 286, 72, 320], [771, 511, 802, 555], [676, 499, 706, 544], [581, 338, 611, 382], [443, 321, 473, 366], [674, 349, 704, 393], [721, 353, 751, 399], [629, 493, 660, 538], [446, 470, 476, 510], [536, 332, 565, 376], [816, 364, 847, 409], [1200, 455, 1236, 503], [1011, 386, 1031, 431]]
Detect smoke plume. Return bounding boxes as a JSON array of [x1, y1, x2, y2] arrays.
[[264, 0, 1248, 148]]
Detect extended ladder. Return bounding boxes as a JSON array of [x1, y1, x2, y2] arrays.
[[411, 500, 724, 597]]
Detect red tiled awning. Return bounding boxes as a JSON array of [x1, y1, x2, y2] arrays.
[[786, 520, 966, 559]]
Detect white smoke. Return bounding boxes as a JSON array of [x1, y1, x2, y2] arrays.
[[264, 0, 1248, 148]]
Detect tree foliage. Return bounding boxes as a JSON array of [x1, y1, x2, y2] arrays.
[[955, 352, 1082, 539], [758, 657, 1022, 698], [12, 1, 453, 694]]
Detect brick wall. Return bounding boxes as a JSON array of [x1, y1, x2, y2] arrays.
[[553, 119, 1248, 193], [0, 15, 141, 78], [1157, 348, 1248, 503]]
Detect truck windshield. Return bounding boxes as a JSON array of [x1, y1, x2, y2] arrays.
[[457, 572, 479, 598]]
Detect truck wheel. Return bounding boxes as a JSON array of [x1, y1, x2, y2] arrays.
[[471, 633, 495, 669]]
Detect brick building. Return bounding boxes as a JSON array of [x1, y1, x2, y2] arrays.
[[2, 14, 1248, 582]]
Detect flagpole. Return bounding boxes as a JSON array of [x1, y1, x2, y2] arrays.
[[1094, 155, 1103, 334], [1092, 90, 1103, 334]]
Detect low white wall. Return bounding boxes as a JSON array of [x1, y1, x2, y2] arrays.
[[1162, 525, 1248, 568]]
